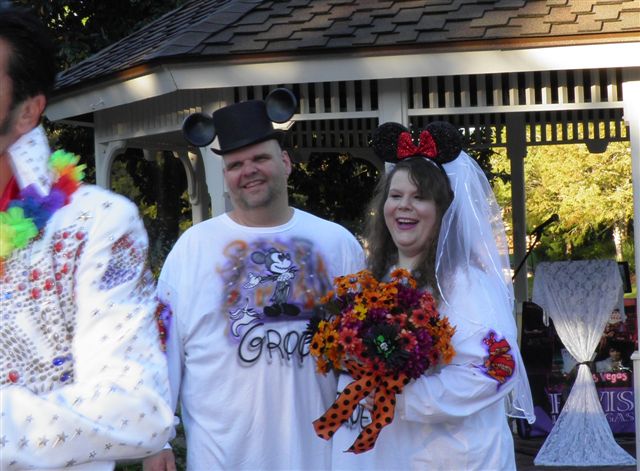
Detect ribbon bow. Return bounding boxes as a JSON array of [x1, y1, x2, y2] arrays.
[[313, 360, 410, 454], [397, 130, 438, 160]]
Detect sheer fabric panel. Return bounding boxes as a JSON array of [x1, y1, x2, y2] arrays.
[[532, 260, 635, 466]]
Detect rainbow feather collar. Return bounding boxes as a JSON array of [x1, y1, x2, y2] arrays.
[[0, 150, 85, 271]]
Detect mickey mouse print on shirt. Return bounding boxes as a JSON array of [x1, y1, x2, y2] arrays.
[[243, 248, 301, 318], [220, 237, 333, 364]]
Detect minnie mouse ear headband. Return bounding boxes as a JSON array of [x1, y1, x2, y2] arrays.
[[371, 121, 463, 165], [182, 88, 297, 154]]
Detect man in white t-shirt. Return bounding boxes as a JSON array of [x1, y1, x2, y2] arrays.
[[144, 91, 364, 470]]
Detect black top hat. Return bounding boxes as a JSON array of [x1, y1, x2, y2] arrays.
[[182, 88, 298, 155]]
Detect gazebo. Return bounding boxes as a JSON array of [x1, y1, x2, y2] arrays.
[[47, 0, 640, 463]]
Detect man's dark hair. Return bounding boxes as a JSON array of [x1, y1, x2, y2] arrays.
[[607, 341, 623, 354], [0, 6, 57, 107]]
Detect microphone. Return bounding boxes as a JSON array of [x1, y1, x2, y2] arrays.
[[531, 214, 559, 236]]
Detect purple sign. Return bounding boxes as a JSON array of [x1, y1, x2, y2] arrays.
[[532, 387, 635, 435], [599, 388, 635, 434]]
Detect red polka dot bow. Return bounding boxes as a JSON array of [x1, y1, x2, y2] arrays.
[[397, 130, 438, 159], [313, 359, 410, 454]]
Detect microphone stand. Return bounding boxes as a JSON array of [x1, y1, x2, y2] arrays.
[[512, 215, 559, 281], [512, 230, 543, 281]]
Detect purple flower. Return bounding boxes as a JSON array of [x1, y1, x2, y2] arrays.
[[367, 307, 389, 323], [405, 354, 431, 379], [414, 328, 433, 347], [401, 329, 435, 378], [396, 285, 422, 309], [342, 317, 363, 330]]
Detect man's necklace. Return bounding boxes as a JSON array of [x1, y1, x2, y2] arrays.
[[0, 150, 85, 275]]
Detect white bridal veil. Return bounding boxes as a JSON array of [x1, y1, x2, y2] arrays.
[[436, 150, 536, 423]]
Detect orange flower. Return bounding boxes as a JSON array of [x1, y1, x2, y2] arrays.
[[320, 290, 335, 304], [410, 308, 431, 328], [310, 333, 325, 357], [389, 268, 416, 288], [441, 343, 456, 364], [357, 270, 378, 291], [310, 269, 456, 384], [339, 327, 362, 354], [316, 357, 330, 374], [326, 344, 343, 365], [432, 320, 456, 364], [381, 282, 398, 298], [322, 324, 339, 350], [391, 312, 408, 329], [363, 290, 384, 308], [419, 293, 437, 315], [341, 308, 362, 324], [335, 272, 361, 296], [399, 329, 417, 351]]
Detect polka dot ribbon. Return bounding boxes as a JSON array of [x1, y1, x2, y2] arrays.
[[313, 360, 410, 454]]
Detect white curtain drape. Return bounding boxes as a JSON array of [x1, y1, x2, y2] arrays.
[[532, 260, 635, 466]]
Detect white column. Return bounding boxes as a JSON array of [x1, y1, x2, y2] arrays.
[[94, 139, 126, 188], [175, 151, 210, 224], [622, 69, 640, 471], [194, 89, 234, 216], [200, 146, 231, 217], [377, 78, 408, 126], [506, 113, 528, 305]]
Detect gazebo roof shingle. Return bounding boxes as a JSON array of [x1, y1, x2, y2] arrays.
[[55, 0, 640, 92]]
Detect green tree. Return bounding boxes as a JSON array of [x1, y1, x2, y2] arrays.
[[17, 0, 185, 69], [289, 153, 379, 239], [16, 0, 185, 168], [110, 151, 191, 275], [20, 0, 192, 276], [493, 139, 633, 266]]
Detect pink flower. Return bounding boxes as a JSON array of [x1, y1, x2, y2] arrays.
[[340, 327, 364, 355]]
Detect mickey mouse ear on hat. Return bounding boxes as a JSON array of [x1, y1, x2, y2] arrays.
[[424, 121, 462, 164], [182, 112, 216, 147], [182, 88, 296, 147], [371, 120, 463, 165], [371, 122, 410, 164], [265, 88, 297, 123]]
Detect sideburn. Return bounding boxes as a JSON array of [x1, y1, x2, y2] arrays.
[[0, 104, 16, 134]]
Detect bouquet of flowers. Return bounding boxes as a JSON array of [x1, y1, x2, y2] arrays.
[[308, 268, 456, 453]]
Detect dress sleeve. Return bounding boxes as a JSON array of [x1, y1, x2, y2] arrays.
[[0, 195, 174, 468], [399, 326, 517, 423], [399, 269, 520, 423], [156, 248, 185, 420]]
